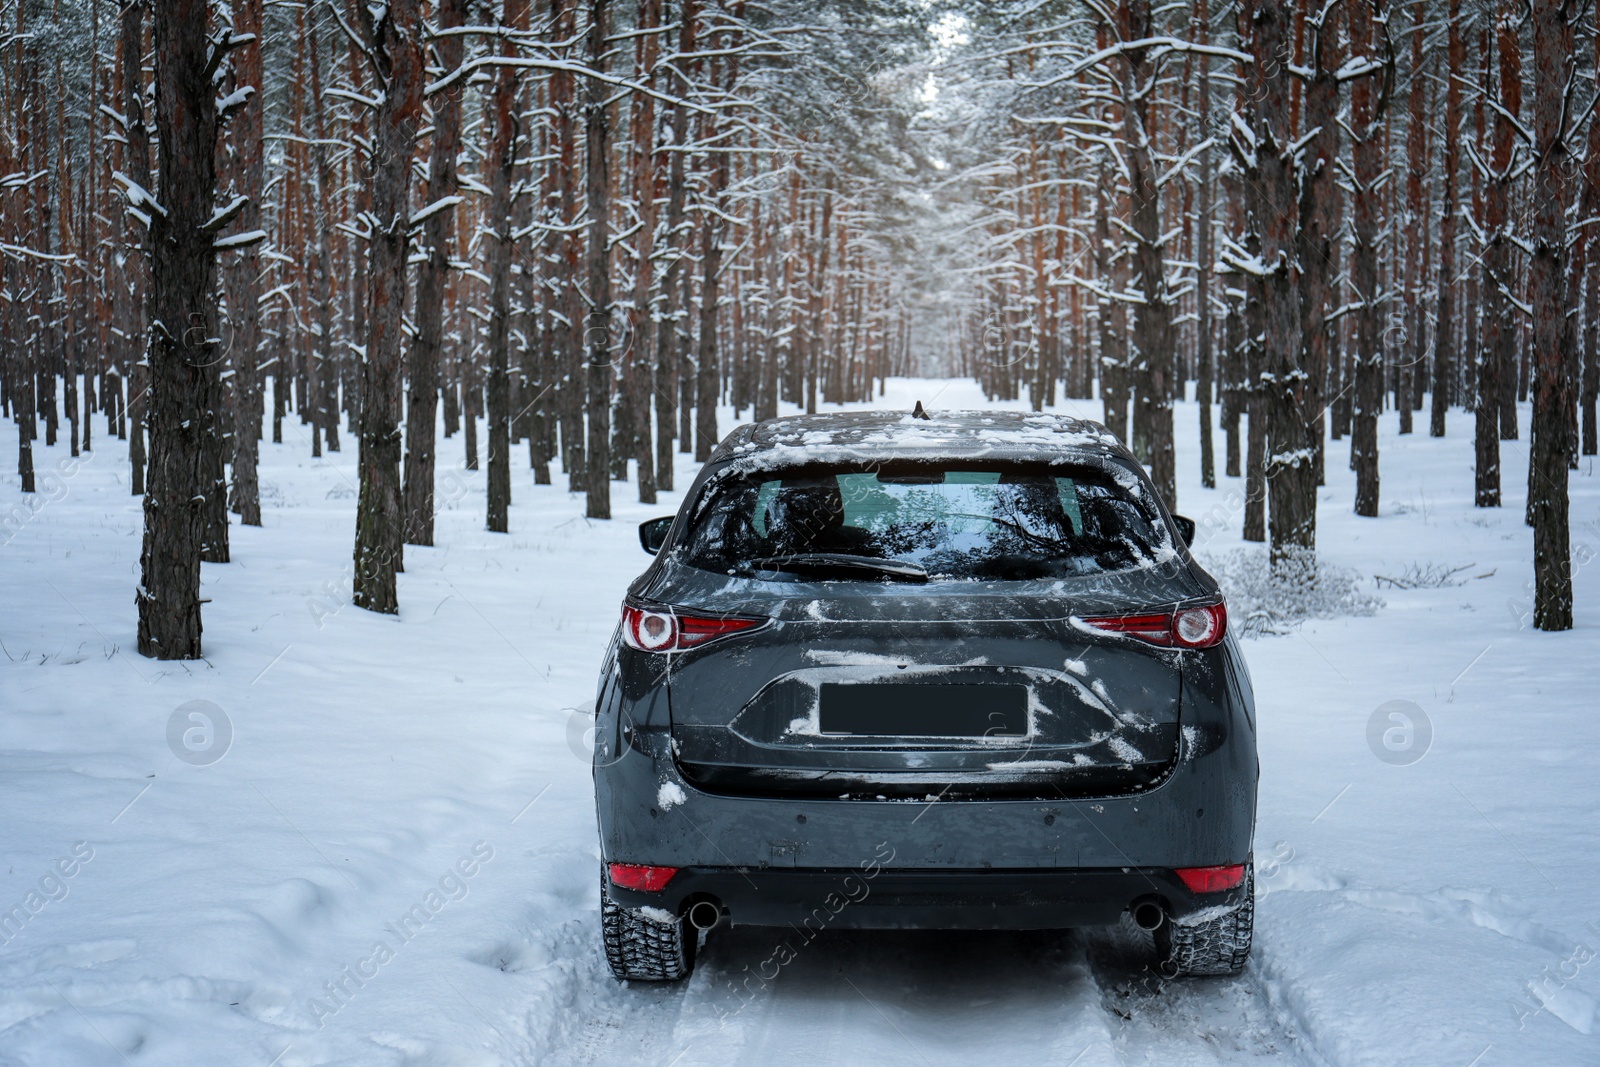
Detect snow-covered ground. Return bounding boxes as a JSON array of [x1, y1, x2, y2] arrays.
[[2, 377, 1597, 1066]]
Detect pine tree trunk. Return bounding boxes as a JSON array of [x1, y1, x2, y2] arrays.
[[1577, 23, 1600, 459], [806, 187, 832, 417], [485, 0, 524, 533], [627, 0, 663, 504], [1093, 162, 1127, 444], [1349, 1, 1384, 519], [138, 0, 220, 658], [692, 18, 740, 463], [1527, 0, 1575, 631], [463, 328, 479, 471], [307, 16, 340, 455], [222, 0, 263, 527], [121, 0, 151, 497], [8, 12, 36, 494], [1117, 0, 1175, 511], [352, 0, 423, 615], [650, 1, 696, 492], [1432, 0, 1463, 440], [1396, 4, 1426, 438], [1247, 0, 1313, 560], [1585, 38, 1600, 460], [1299, 0, 1342, 491], [1477, 7, 1521, 506], [1194, 0, 1215, 490], [404, 0, 465, 545], [1242, 238, 1266, 544], [583, 0, 613, 518], [1222, 293, 1242, 478], [343, 39, 370, 447]]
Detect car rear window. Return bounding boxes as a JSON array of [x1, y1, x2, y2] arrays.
[[682, 463, 1170, 580]]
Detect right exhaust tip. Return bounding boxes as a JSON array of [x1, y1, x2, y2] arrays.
[[1132, 901, 1166, 931]]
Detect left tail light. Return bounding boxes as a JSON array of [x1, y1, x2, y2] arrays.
[[608, 863, 679, 892], [1080, 601, 1227, 649], [621, 603, 766, 653], [1174, 863, 1247, 893]]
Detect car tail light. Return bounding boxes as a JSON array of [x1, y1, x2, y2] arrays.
[[1172, 603, 1227, 648], [608, 863, 679, 892], [1081, 611, 1172, 643], [621, 603, 765, 653], [1174, 863, 1247, 894], [1081, 601, 1227, 650]]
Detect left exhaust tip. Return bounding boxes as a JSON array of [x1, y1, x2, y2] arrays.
[[687, 900, 723, 931]]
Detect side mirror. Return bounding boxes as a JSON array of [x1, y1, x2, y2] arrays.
[[639, 516, 675, 555], [1172, 514, 1197, 548]]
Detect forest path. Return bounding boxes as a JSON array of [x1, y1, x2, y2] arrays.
[[545, 921, 1321, 1067]]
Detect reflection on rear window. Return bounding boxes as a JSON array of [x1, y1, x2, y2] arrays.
[[687, 464, 1167, 580]]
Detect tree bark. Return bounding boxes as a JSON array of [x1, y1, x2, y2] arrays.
[[1349, 0, 1385, 518], [1222, 286, 1242, 478], [1296, 0, 1343, 499], [1242, 233, 1266, 543], [137, 0, 221, 658], [486, 0, 526, 533], [627, 0, 663, 503], [651, 0, 698, 492], [1431, 0, 1462, 440], [8, 9, 36, 494], [1093, 158, 1127, 444], [1250, 0, 1314, 561], [404, 0, 466, 545], [1116, 0, 1176, 512], [121, 0, 151, 497], [1477, 6, 1521, 507], [307, 14, 340, 455], [1194, 0, 1215, 490], [352, 0, 424, 615], [1527, 0, 1575, 631], [584, 0, 614, 517], [692, 8, 744, 463], [1398, 4, 1426, 437], [1585, 23, 1600, 458], [223, 0, 264, 526]]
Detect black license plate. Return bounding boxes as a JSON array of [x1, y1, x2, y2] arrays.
[[818, 683, 1028, 737]]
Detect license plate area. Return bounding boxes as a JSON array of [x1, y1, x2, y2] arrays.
[[818, 683, 1028, 738]]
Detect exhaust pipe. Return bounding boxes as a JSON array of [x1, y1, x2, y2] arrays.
[[687, 900, 723, 931], [1131, 902, 1166, 931]]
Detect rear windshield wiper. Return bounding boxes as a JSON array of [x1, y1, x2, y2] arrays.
[[742, 553, 930, 584]]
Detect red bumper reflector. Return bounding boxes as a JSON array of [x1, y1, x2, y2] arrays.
[[608, 863, 679, 893], [1174, 864, 1247, 894]]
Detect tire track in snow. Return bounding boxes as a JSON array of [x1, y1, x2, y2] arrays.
[[542, 901, 1331, 1066], [1080, 919, 1329, 1066], [550, 925, 1121, 1066]]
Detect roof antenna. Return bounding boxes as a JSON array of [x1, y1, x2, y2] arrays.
[[911, 401, 931, 420]]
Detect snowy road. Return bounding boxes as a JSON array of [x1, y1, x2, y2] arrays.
[[3, 378, 1598, 1065], [553, 923, 1319, 1066]]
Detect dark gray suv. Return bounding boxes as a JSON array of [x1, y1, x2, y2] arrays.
[[593, 409, 1258, 981]]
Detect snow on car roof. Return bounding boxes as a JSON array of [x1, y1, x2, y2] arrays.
[[714, 409, 1126, 470]]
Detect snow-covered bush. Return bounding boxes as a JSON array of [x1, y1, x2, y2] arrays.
[[1196, 547, 1383, 638]]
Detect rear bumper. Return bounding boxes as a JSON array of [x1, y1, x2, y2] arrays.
[[594, 637, 1258, 874], [606, 864, 1248, 930], [595, 721, 1256, 872]]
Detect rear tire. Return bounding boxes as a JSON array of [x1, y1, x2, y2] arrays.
[[600, 871, 696, 982], [1156, 868, 1253, 977]]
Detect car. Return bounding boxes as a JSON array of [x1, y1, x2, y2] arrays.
[[591, 407, 1258, 981]]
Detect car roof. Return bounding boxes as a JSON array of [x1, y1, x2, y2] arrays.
[[711, 408, 1130, 470]]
